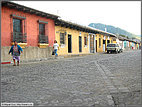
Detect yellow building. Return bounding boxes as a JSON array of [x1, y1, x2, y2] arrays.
[[95, 33, 116, 52], [136, 42, 140, 49], [55, 20, 99, 56], [112, 37, 117, 43], [95, 34, 104, 52], [55, 26, 90, 55], [55, 19, 118, 55], [129, 41, 132, 49]]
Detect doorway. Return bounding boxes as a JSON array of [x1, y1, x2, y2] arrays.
[[90, 35, 94, 53], [79, 36, 82, 52], [68, 35, 72, 53], [107, 40, 110, 44], [103, 40, 106, 52], [96, 40, 97, 52]]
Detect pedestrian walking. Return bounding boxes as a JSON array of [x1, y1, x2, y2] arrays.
[[8, 41, 23, 66], [53, 40, 59, 58], [132, 46, 133, 50]]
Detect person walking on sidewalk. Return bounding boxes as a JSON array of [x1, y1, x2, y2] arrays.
[[53, 40, 59, 58], [9, 41, 23, 66]]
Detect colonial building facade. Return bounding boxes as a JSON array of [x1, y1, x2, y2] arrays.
[[1, 1, 58, 62], [1, 1, 141, 62], [54, 19, 118, 55]]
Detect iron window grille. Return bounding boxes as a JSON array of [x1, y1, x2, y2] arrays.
[[12, 32, 27, 43], [38, 23, 48, 44], [39, 23, 45, 35], [12, 18, 27, 43], [60, 33, 65, 44], [39, 35, 48, 44], [84, 37, 87, 46], [99, 38, 101, 48]]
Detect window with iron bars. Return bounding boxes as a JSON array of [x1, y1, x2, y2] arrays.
[[99, 38, 101, 48], [12, 18, 27, 43], [84, 36, 87, 46], [60, 33, 65, 44], [39, 23, 48, 44]]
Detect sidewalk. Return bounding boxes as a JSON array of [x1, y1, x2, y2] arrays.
[[1, 49, 139, 65], [1, 53, 99, 65]]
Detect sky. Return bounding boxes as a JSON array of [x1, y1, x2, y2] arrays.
[[13, 1, 141, 36]]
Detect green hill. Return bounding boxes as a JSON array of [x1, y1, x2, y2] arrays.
[[88, 23, 141, 40]]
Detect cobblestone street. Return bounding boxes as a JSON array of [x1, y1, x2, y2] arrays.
[[1, 50, 141, 106]]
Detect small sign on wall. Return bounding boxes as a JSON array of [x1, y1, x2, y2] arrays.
[[79, 32, 81, 36]]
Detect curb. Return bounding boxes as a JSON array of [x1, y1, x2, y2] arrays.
[[61, 53, 97, 58], [1, 62, 13, 64]]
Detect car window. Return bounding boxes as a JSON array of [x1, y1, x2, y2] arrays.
[[107, 44, 116, 47]]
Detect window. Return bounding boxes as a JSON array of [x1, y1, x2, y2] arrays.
[[107, 44, 115, 47], [13, 19, 22, 33], [12, 18, 26, 43], [39, 23, 48, 44], [39, 23, 45, 35], [99, 38, 101, 48], [84, 36, 87, 46], [60, 33, 65, 44]]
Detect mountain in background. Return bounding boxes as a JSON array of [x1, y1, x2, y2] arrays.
[[88, 23, 141, 40]]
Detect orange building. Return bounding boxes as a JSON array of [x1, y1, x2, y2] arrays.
[[1, 1, 58, 62], [1, 1, 58, 47]]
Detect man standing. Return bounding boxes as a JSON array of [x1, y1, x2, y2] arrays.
[[9, 41, 23, 66]]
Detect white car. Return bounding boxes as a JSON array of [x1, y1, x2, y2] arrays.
[[106, 43, 121, 54]]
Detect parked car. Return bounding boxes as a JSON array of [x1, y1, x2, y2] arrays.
[[106, 43, 121, 54]]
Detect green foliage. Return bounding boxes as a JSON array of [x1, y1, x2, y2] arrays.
[[88, 23, 139, 39], [119, 34, 127, 37]]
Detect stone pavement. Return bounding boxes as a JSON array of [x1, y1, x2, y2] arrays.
[[98, 50, 141, 106], [1, 50, 141, 107]]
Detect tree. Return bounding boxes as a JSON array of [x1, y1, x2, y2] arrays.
[[119, 34, 127, 38]]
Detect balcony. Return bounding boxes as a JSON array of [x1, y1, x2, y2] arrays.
[[39, 35, 48, 44], [11, 32, 27, 48], [12, 32, 27, 43], [38, 35, 49, 48]]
